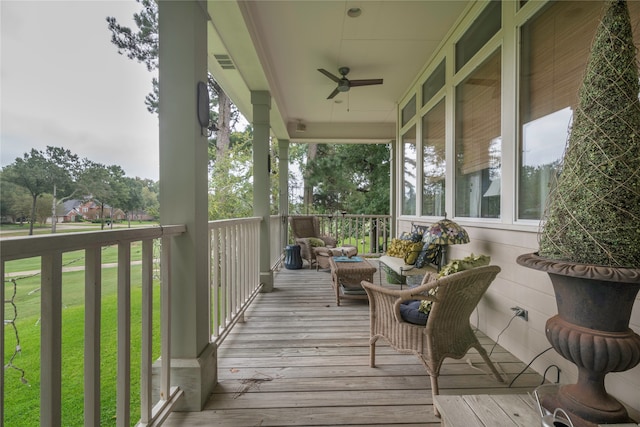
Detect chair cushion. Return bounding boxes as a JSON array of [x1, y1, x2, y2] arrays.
[[399, 300, 428, 325], [307, 237, 326, 247]]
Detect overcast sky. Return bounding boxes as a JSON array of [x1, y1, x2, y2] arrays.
[[1, 0, 160, 181]]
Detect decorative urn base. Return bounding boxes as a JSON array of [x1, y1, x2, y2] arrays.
[[517, 253, 640, 427]]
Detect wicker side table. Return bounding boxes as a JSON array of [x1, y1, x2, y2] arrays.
[[328, 257, 376, 306]]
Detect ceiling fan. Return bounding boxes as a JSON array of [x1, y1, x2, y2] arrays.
[[317, 67, 383, 99]]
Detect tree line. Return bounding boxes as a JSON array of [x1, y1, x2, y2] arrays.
[[0, 146, 159, 235]]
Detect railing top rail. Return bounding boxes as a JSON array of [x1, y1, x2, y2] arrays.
[[288, 214, 391, 219], [0, 225, 186, 262], [208, 217, 262, 230]]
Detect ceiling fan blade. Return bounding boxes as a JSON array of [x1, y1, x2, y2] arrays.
[[318, 68, 341, 83], [349, 78, 383, 87], [327, 87, 340, 99]]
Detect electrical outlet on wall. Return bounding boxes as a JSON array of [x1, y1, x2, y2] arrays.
[[511, 306, 528, 321]]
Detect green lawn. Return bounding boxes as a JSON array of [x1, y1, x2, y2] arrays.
[[4, 263, 162, 426]]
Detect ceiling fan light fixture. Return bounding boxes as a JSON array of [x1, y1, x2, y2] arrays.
[[347, 7, 362, 18]]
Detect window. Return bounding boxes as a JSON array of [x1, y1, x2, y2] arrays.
[[455, 0, 501, 72], [422, 60, 445, 107], [422, 99, 446, 217], [455, 50, 501, 218], [402, 125, 417, 215], [519, 1, 603, 220], [402, 95, 416, 126], [518, 1, 640, 220]]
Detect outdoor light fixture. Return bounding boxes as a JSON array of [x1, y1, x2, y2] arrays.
[[347, 7, 362, 18], [197, 81, 209, 135]]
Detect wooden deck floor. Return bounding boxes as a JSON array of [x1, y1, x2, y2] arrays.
[[164, 260, 544, 426]]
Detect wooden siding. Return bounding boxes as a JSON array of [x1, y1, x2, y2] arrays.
[[164, 259, 544, 426]]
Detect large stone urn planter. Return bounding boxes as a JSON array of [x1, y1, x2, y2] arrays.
[[517, 253, 640, 427]]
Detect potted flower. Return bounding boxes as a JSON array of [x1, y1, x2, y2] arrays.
[[516, 1, 640, 426]]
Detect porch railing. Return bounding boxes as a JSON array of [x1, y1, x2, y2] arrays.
[[1, 225, 185, 427], [209, 217, 263, 344], [3, 214, 392, 425], [288, 214, 392, 256]]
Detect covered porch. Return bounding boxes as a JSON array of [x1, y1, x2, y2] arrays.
[[2, 0, 639, 425], [165, 262, 544, 426]]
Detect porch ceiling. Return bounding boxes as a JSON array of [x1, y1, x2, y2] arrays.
[[206, 0, 470, 144]]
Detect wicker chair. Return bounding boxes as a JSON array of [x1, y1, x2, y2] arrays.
[[289, 216, 337, 269], [361, 265, 504, 416]]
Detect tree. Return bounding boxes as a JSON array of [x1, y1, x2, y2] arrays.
[[303, 144, 390, 215], [0, 171, 25, 221], [120, 177, 144, 226], [44, 146, 80, 232], [208, 128, 254, 220], [36, 194, 55, 225], [106, 0, 238, 160], [2, 147, 78, 235], [77, 162, 127, 229], [141, 185, 159, 220], [0, 172, 31, 224]]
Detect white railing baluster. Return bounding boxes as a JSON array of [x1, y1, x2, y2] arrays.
[[117, 242, 131, 427], [208, 218, 263, 345], [41, 252, 63, 427], [0, 260, 4, 424], [160, 236, 171, 402], [211, 228, 220, 337], [84, 247, 101, 426], [224, 226, 231, 322], [140, 239, 153, 423]]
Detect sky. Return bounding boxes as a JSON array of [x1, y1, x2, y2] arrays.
[[1, 0, 160, 181]]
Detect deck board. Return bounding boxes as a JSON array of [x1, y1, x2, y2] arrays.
[[164, 260, 543, 426]]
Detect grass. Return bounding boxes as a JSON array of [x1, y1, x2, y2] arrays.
[[4, 261, 162, 426]]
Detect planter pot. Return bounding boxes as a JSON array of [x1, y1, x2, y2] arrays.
[[517, 253, 640, 427]]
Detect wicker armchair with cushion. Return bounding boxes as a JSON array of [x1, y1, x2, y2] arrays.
[[361, 265, 504, 416], [289, 216, 337, 269]]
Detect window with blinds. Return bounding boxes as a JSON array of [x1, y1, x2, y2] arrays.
[[402, 125, 417, 215], [422, 98, 446, 217], [518, 0, 640, 220], [455, 50, 502, 218]]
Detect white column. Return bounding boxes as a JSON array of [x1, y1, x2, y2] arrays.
[[158, 1, 216, 411], [252, 91, 274, 292], [390, 139, 398, 238], [279, 139, 290, 249]]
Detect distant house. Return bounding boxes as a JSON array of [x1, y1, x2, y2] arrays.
[[78, 200, 101, 221], [60, 199, 83, 222], [49, 199, 119, 223]]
